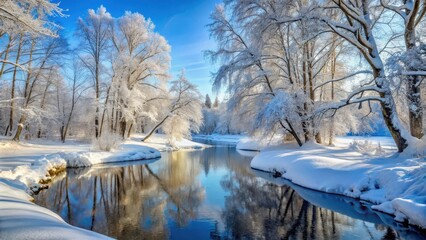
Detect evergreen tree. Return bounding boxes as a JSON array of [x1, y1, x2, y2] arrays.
[[205, 94, 212, 109], [213, 97, 219, 108]]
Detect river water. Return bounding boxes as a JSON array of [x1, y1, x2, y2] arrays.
[[34, 142, 426, 239]]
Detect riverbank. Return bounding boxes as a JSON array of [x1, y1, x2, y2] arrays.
[[0, 134, 204, 239], [249, 136, 426, 229]]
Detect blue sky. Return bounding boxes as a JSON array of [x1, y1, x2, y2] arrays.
[[55, 0, 221, 98]]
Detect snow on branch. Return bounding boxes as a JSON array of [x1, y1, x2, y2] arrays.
[[0, 0, 64, 37], [380, 0, 408, 20], [313, 70, 373, 91], [401, 71, 426, 76], [0, 59, 28, 72]]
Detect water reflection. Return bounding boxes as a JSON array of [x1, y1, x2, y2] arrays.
[[34, 147, 426, 239]]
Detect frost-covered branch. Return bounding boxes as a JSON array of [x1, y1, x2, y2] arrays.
[[313, 70, 373, 91]]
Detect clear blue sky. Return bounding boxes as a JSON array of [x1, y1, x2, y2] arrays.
[[55, 0, 221, 98]]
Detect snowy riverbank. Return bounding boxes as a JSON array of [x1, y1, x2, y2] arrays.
[[249, 136, 426, 229], [0, 134, 204, 239]]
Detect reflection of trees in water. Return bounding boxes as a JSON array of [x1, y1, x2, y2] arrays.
[[34, 148, 421, 240], [221, 171, 355, 240], [210, 148, 381, 239], [219, 168, 414, 240], [35, 151, 205, 239], [192, 147, 254, 176]]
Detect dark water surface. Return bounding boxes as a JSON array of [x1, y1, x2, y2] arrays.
[[34, 143, 426, 239]]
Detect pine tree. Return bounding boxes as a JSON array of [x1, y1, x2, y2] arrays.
[[205, 94, 212, 109], [213, 97, 219, 108]]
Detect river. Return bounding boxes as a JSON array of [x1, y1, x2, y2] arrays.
[[34, 141, 426, 239]]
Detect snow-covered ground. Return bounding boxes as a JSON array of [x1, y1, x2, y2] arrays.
[[0, 134, 204, 239], [136, 133, 205, 151], [236, 136, 283, 151], [0, 180, 111, 239], [250, 136, 426, 229]]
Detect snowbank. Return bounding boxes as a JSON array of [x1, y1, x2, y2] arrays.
[[0, 180, 110, 239], [61, 147, 160, 168], [135, 134, 206, 150], [0, 133, 203, 239], [0, 141, 162, 239], [251, 138, 426, 229]]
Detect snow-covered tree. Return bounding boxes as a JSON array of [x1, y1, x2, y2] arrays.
[[200, 108, 218, 134], [10, 35, 68, 141], [309, 0, 410, 151], [208, 1, 343, 146], [77, 5, 113, 138], [57, 58, 89, 142], [0, 0, 63, 37], [209, 0, 423, 151], [0, 5, 207, 145], [106, 11, 170, 139], [381, 0, 426, 139], [143, 71, 203, 143]]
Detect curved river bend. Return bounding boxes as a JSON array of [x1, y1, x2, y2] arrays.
[[34, 142, 426, 239]]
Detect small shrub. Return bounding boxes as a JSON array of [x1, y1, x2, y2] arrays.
[[92, 133, 122, 152]]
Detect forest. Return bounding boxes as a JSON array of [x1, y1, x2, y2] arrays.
[[1, 0, 425, 153], [0, 3, 202, 148]]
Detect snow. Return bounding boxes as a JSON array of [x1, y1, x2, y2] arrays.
[[0, 134, 203, 238], [236, 136, 282, 151], [250, 136, 426, 229], [138, 133, 206, 150], [0, 181, 110, 239], [192, 134, 245, 144], [60, 147, 160, 168]]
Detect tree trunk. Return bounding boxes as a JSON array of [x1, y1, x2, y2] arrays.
[[119, 117, 126, 139], [329, 43, 337, 145], [60, 125, 65, 143], [282, 120, 303, 147], [376, 69, 408, 152], [315, 134, 322, 144], [37, 79, 51, 138], [94, 61, 100, 138], [13, 39, 37, 142], [127, 122, 133, 138], [405, 26, 423, 138], [379, 92, 408, 152], [12, 115, 26, 141], [62, 88, 77, 143], [307, 41, 321, 144], [302, 42, 311, 142], [407, 75, 423, 138], [5, 34, 23, 136], [142, 116, 169, 142], [0, 35, 13, 79]]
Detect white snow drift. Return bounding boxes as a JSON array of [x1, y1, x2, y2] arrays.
[[251, 137, 426, 229], [0, 134, 203, 239]]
